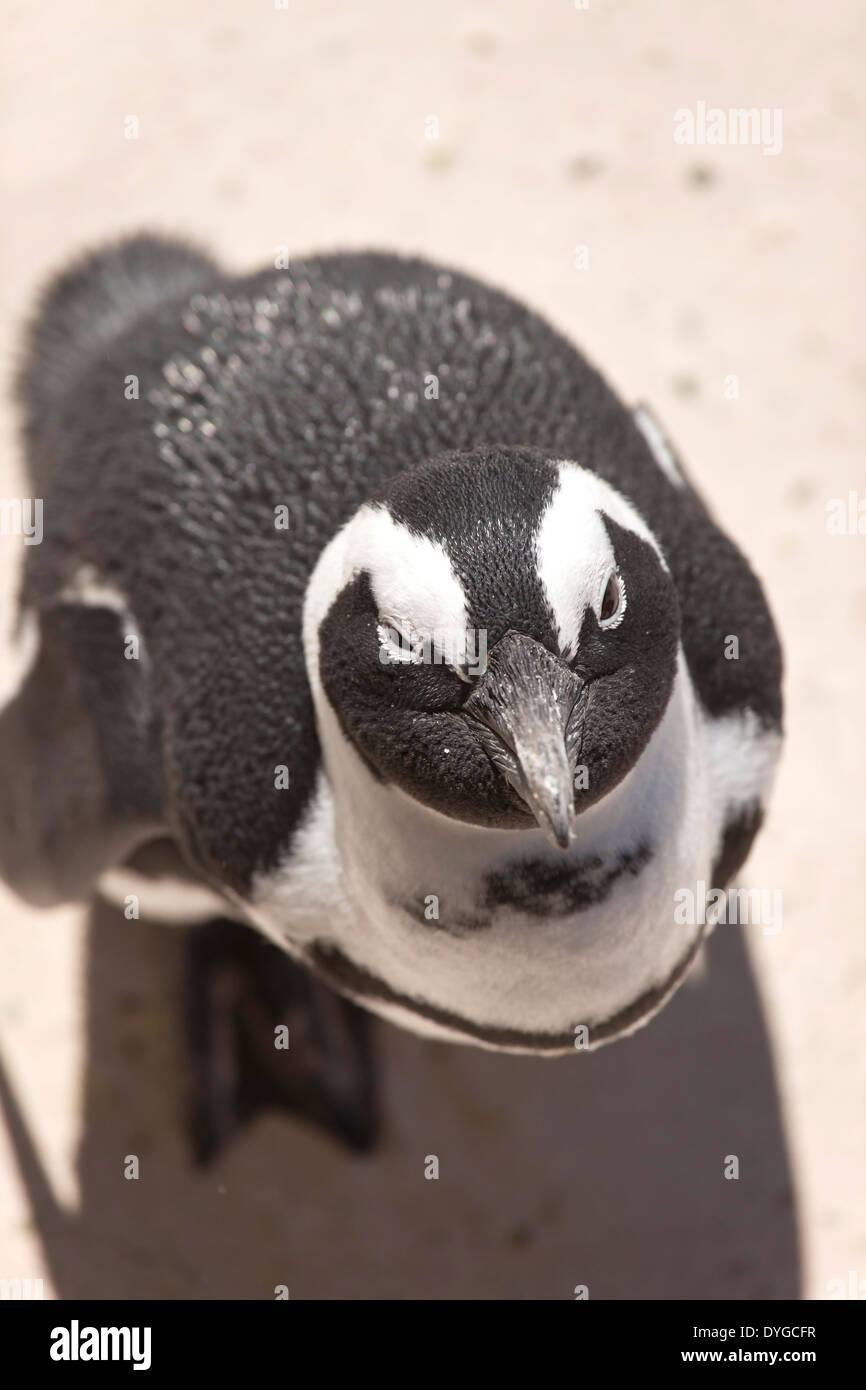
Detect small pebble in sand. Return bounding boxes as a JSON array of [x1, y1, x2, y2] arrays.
[[565, 154, 605, 181], [672, 372, 700, 399], [685, 163, 717, 190]]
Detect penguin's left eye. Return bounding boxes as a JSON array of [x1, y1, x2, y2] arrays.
[[599, 570, 625, 628]]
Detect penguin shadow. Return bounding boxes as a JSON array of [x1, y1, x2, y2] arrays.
[[1, 899, 800, 1299]]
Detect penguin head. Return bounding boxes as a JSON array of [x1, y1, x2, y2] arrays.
[[307, 446, 680, 849]]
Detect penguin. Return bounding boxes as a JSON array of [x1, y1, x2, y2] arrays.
[[0, 235, 782, 1153]]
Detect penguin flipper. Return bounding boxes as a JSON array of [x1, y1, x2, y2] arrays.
[[0, 604, 163, 906], [182, 919, 380, 1164]]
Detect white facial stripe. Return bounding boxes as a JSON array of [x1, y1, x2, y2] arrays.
[[535, 492, 613, 658], [536, 461, 666, 657], [349, 505, 470, 657], [303, 503, 472, 680], [633, 405, 686, 488], [0, 609, 40, 712]]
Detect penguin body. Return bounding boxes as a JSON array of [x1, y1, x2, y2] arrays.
[[3, 236, 782, 1071]]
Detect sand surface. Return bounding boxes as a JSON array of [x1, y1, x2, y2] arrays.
[[0, 0, 863, 1299]]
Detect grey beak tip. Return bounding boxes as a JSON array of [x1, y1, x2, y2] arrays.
[[548, 822, 575, 852]]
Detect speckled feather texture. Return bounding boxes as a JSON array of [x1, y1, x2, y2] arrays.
[[15, 235, 781, 894]]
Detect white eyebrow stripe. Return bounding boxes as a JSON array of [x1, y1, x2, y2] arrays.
[[350, 504, 471, 651], [303, 501, 475, 677], [535, 460, 667, 656]]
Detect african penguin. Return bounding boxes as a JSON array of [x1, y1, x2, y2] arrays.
[[1, 235, 782, 1149]]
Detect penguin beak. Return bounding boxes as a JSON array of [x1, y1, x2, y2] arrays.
[[463, 631, 587, 851]]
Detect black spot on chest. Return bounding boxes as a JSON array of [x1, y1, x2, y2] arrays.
[[481, 842, 653, 919], [396, 842, 654, 935]]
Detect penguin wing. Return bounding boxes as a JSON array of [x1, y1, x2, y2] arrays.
[[13, 233, 323, 898], [0, 602, 165, 906]]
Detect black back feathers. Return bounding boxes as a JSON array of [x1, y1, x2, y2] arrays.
[[15, 237, 782, 889]]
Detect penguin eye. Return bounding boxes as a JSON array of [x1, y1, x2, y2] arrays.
[[599, 571, 625, 627]]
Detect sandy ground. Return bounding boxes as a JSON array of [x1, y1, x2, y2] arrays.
[[0, 0, 863, 1300]]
